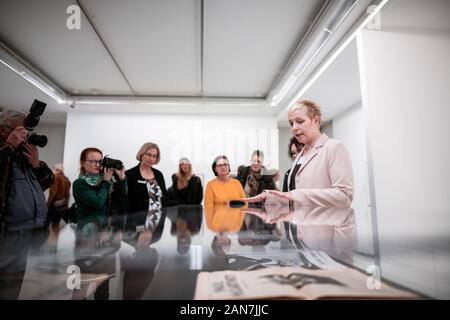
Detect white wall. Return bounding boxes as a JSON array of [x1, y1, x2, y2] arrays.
[[64, 112, 279, 199], [278, 126, 292, 176], [37, 123, 66, 169], [359, 28, 450, 298], [332, 103, 373, 256], [320, 120, 333, 138]]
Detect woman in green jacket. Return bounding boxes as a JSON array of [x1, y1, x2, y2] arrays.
[[72, 147, 127, 227]]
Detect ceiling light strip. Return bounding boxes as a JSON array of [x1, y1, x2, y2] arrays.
[[0, 41, 69, 104], [72, 95, 265, 107], [278, 0, 390, 118], [269, 0, 359, 107]]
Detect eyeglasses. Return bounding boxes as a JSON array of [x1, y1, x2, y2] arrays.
[[85, 160, 101, 165], [143, 152, 158, 158], [216, 164, 229, 168]]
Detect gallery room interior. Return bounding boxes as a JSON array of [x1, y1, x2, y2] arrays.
[[0, 0, 448, 300]]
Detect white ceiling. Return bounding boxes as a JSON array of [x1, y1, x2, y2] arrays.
[[4, 0, 440, 124], [381, 0, 450, 31], [202, 0, 323, 97], [0, 0, 323, 97]]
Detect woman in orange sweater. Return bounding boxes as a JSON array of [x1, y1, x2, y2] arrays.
[[204, 155, 245, 206]]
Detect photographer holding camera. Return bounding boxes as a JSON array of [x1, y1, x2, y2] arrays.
[[73, 147, 128, 228], [0, 109, 54, 234]]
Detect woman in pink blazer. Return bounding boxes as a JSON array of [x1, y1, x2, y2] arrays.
[[243, 100, 354, 207]]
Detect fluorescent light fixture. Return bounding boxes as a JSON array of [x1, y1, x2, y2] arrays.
[[0, 59, 25, 76], [73, 96, 265, 107], [20, 72, 67, 104], [279, 0, 390, 116], [0, 41, 69, 104], [269, 0, 358, 107]]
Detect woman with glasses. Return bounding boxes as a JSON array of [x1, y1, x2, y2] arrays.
[[126, 142, 168, 214], [204, 155, 245, 206], [167, 157, 203, 206], [72, 147, 127, 226]]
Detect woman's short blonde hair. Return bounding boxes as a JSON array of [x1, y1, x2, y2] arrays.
[[288, 100, 322, 124], [136, 142, 161, 164]]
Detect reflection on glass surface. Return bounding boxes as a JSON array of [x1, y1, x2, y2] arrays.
[[166, 205, 202, 254], [204, 205, 245, 257], [241, 205, 356, 266], [0, 204, 424, 299], [204, 204, 245, 233]]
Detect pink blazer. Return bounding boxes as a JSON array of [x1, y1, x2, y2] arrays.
[[285, 133, 354, 207]]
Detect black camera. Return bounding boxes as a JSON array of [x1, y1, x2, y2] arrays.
[[27, 133, 47, 147], [23, 99, 48, 147], [101, 156, 124, 170], [229, 200, 246, 208]]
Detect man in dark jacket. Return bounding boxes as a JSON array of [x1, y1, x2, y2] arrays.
[[0, 110, 54, 234], [0, 109, 54, 299], [236, 150, 276, 197]]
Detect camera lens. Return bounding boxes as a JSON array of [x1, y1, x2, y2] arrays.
[[101, 156, 123, 170], [28, 133, 48, 147]]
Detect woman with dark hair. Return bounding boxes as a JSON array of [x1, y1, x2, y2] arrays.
[[236, 150, 276, 197], [72, 147, 127, 226], [204, 155, 245, 206], [168, 157, 203, 206], [126, 142, 168, 213], [282, 137, 304, 192]]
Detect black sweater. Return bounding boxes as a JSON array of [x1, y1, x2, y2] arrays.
[[167, 174, 203, 206], [126, 164, 168, 213]]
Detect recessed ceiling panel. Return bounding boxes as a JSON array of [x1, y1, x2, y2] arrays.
[[0, 0, 132, 95], [84, 0, 200, 95], [203, 0, 326, 97]]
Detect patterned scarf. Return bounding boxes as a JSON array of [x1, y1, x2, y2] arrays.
[[78, 172, 119, 187], [78, 172, 103, 186], [246, 169, 261, 197]]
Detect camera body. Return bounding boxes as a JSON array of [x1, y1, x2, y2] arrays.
[[24, 99, 48, 147], [101, 156, 123, 170]]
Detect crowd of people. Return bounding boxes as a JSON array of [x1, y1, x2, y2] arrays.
[[0, 99, 354, 299], [0, 99, 354, 235]]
